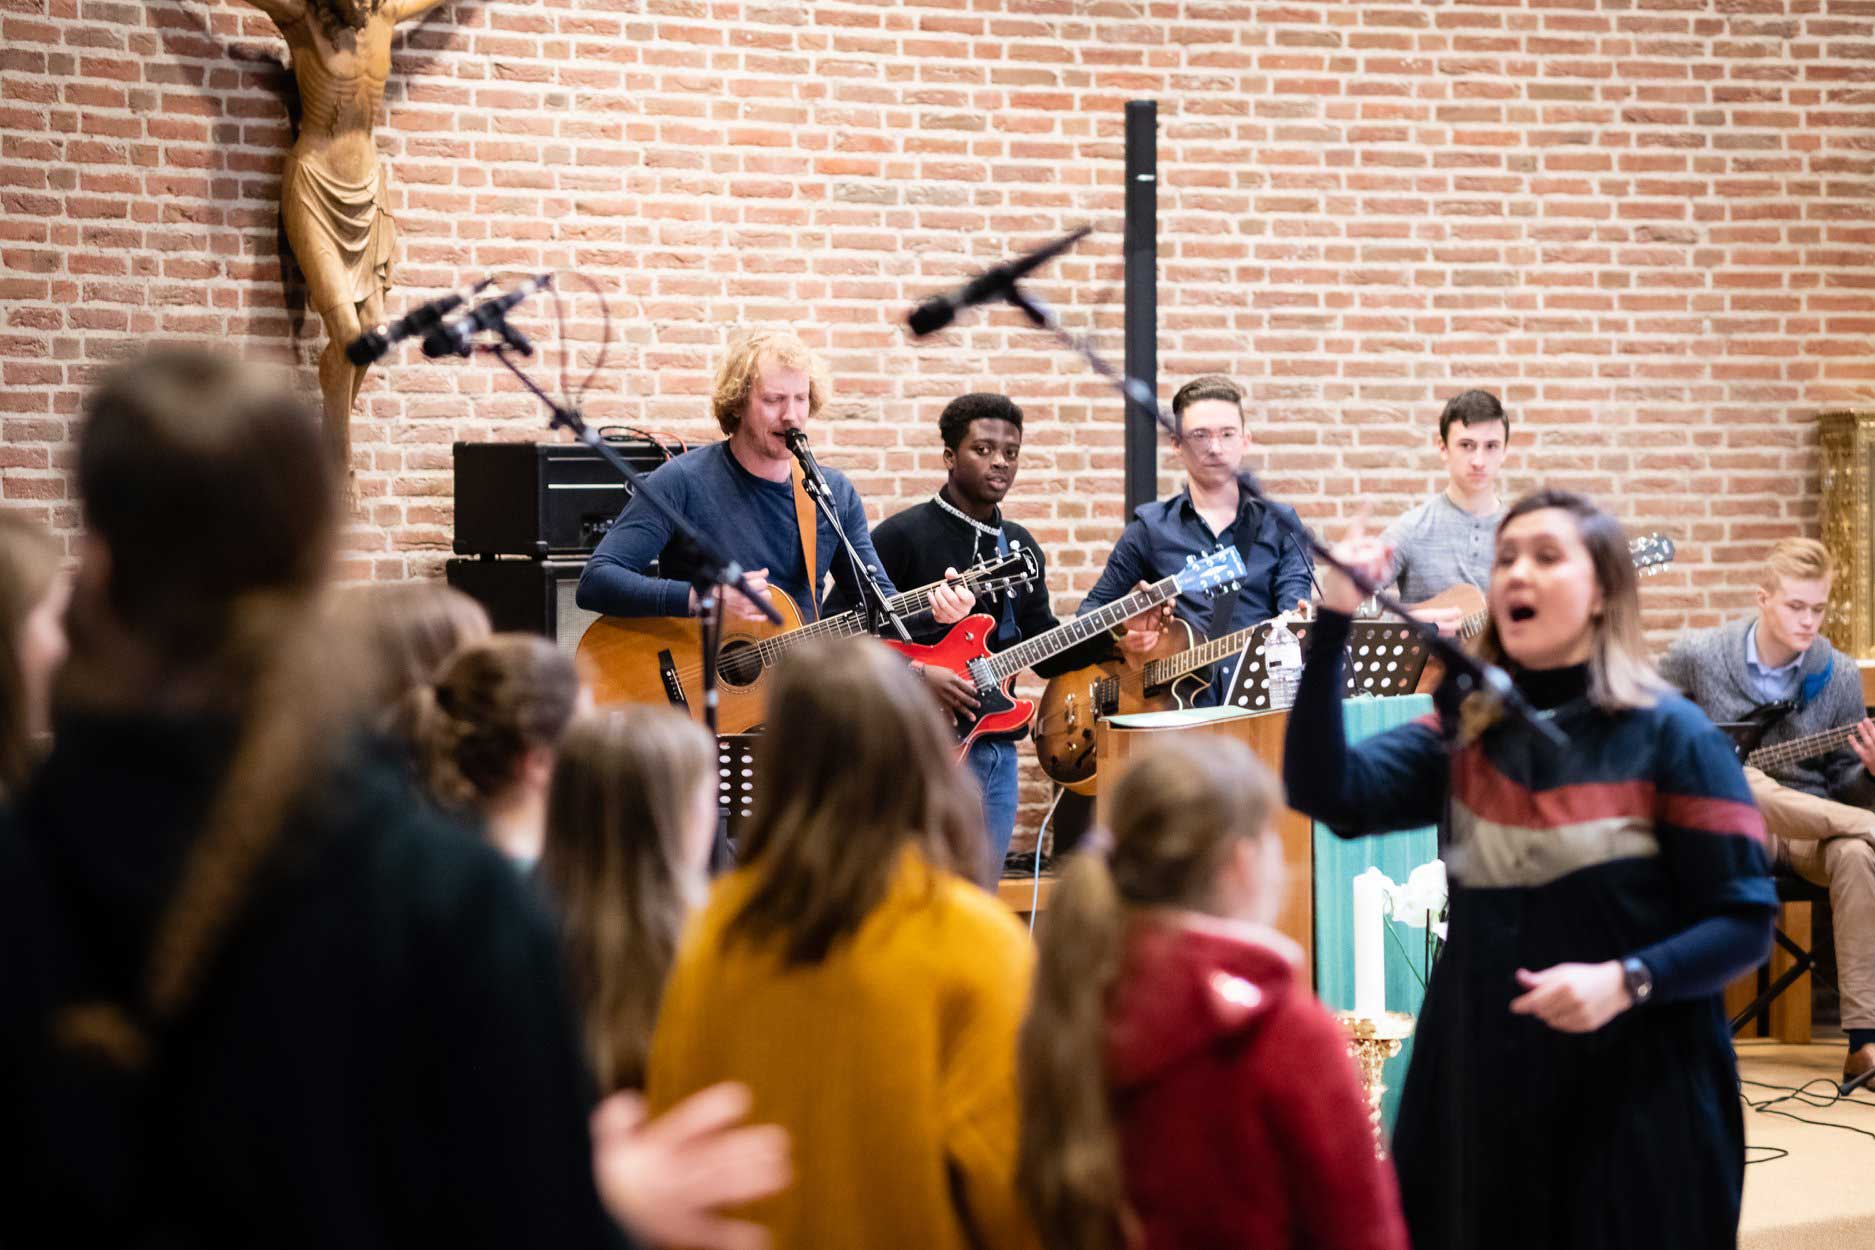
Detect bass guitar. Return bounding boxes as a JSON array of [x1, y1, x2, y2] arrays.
[[1720, 700, 1868, 773], [577, 548, 1039, 733], [886, 546, 1248, 757]]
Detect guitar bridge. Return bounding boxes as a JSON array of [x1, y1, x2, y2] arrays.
[[657, 649, 689, 712]]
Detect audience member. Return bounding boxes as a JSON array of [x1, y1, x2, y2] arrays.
[[540, 706, 719, 1094], [398, 633, 580, 867], [1018, 736, 1406, 1250], [332, 581, 491, 722], [0, 512, 66, 801], [647, 637, 1036, 1250]]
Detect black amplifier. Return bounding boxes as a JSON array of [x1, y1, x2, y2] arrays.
[[453, 439, 676, 557], [445, 557, 595, 655]]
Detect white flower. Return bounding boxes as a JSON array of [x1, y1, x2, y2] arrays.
[[1383, 859, 1447, 932]]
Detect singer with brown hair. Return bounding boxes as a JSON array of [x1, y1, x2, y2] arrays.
[[1284, 490, 1775, 1250]]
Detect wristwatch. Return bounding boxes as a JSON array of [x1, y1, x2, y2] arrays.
[[1620, 956, 1654, 1007]]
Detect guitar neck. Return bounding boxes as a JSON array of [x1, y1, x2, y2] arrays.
[[1747, 723, 1858, 773], [985, 576, 1181, 684], [748, 568, 1013, 660], [1458, 608, 1489, 640], [1143, 619, 1269, 688]]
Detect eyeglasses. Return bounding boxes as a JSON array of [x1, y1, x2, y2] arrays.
[[1178, 428, 1242, 449]]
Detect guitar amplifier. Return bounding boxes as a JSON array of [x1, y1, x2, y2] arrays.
[[445, 557, 597, 658], [453, 439, 676, 557]]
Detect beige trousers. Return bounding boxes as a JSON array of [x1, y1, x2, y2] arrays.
[[1743, 766, 1875, 1031]]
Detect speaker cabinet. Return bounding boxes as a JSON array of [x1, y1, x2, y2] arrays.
[[445, 557, 596, 658]]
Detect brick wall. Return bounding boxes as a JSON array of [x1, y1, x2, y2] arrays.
[[4, 0, 1873, 846]]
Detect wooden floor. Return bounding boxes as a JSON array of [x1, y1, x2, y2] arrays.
[[996, 870, 1055, 920], [1736, 1040, 1875, 1250]]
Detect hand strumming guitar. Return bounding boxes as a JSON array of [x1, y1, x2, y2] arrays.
[[690, 569, 778, 623]]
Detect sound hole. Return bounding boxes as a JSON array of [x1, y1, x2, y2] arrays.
[[718, 640, 765, 688]]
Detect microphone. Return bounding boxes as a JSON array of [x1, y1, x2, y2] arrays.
[[421, 273, 555, 359], [344, 279, 494, 365], [905, 224, 1093, 337]]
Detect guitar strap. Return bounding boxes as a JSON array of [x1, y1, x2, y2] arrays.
[[790, 458, 819, 623]]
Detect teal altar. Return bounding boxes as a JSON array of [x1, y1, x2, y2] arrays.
[[1310, 693, 1440, 1137]]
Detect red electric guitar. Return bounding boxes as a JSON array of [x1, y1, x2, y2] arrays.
[[886, 546, 1248, 755]]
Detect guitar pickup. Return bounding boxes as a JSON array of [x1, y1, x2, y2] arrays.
[[657, 649, 689, 712]]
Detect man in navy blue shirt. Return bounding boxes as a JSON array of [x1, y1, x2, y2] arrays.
[[1077, 374, 1314, 707], [577, 330, 972, 629]]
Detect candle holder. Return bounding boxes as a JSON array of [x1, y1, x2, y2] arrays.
[[1335, 1010, 1416, 1159]]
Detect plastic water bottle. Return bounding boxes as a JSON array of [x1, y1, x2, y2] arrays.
[[1263, 620, 1304, 709]]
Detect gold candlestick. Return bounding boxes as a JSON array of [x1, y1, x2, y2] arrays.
[[1336, 1010, 1416, 1158]]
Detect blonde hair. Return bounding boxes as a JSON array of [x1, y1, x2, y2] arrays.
[[1762, 537, 1833, 592], [1017, 736, 1284, 1250], [709, 328, 830, 436], [0, 512, 60, 797], [397, 634, 580, 817], [1461, 489, 1667, 741], [727, 636, 984, 965], [539, 707, 718, 1094]]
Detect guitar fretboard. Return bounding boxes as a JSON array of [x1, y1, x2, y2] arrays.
[[1747, 724, 1859, 773], [1143, 618, 1272, 688], [983, 576, 1181, 684], [746, 565, 1022, 667]]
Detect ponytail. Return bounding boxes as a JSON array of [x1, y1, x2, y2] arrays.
[[1017, 848, 1132, 1250], [1017, 736, 1284, 1250], [394, 682, 480, 814]]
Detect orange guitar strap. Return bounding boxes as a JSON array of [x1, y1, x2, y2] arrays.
[[790, 458, 819, 621]]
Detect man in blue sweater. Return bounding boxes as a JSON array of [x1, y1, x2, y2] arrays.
[[578, 330, 972, 629]]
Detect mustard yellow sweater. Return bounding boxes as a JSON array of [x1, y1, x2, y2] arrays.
[[647, 849, 1038, 1250]]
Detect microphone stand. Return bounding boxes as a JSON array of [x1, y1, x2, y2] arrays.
[[991, 283, 1568, 752], [483, 340, 781, 737], [784, 432, 911, 642]]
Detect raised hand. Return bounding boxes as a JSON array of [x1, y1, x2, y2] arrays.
[[1317, 511, 1392, 617]]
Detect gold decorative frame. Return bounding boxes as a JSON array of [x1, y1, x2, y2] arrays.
[[1818, 410, 1874, 659]]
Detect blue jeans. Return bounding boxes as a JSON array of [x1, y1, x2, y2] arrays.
[[965, 736, 1019, 882]]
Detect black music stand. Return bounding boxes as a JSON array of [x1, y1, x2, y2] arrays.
[[1221, 621, 1431, 712], [717, 732, 762, 848]]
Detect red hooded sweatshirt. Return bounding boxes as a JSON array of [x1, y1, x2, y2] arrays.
[[1104, 913, 1409, 1250]]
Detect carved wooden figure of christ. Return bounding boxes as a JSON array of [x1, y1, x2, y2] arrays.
[[235, 0, 451, 492]]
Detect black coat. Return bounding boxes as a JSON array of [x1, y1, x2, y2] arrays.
[[0, 713, 632, 1250]]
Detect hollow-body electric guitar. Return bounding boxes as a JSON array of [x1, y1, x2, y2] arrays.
[[885, 546, 1248, 757], [577, 548, 1039, 733]]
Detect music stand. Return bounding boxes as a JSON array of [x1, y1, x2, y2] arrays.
[[1222, 621, 1431, 712], [718, 732, 762, 843]]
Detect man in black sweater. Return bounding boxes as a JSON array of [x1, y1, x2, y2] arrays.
[[831, 393, 1092, 875]]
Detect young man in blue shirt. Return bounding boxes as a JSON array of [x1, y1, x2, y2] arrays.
[[1078, 374, 1314, 706]]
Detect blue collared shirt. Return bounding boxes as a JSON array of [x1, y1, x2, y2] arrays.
[[1743, 621, 1804, 706], [1077, 486, 1314, 704]]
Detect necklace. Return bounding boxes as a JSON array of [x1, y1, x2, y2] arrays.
[[933, 491, 1002, 539]]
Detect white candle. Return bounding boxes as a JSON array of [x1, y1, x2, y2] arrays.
[[1352, 867, 1387, 1018]]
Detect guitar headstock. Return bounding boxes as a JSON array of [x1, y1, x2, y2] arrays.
[[1629, 532, 1676, 576], [1176, 546, 1249, 598], [956, 547, 1039, 597]]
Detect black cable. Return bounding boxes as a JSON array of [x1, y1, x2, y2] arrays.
[[1737, 1075, 1875, 1154]]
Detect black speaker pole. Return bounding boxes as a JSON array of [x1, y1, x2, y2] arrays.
[[1123, 100, 1158, 515]]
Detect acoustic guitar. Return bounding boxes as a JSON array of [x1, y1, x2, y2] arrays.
[[885, 546, 1248, 758], [576, 548, 1039, 734]]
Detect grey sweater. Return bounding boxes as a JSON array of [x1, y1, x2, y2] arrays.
[[1658, 617, 1875, 808]]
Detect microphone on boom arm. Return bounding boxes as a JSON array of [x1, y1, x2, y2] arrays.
[[904, 225, 1092, 338]]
